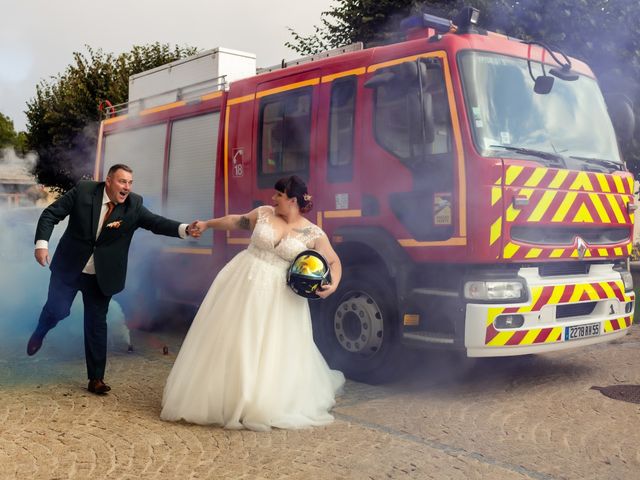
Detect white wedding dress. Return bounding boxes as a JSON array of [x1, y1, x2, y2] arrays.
[[161, 206, 344, 430]]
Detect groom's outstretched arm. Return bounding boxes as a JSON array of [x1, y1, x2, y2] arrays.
[[137, 205, 199, 238]]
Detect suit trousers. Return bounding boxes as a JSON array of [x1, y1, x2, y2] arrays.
[[37, 272, 112, 380]]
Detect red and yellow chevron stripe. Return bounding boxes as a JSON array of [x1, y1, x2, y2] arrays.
[[489, 166, 634, 259], [603, 316, 633, 333], [502, 241, 632, 260], [485, 324, 564, 346], [490, 185, 504, 248], [490, 280, 633, 317], [501, 166, 634, 195], [485, 280, 634, 346], [485, 315, 633, 347]]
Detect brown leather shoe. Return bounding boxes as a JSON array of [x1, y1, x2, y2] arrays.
[[27, 331, 46, 356], [88, 379, 111, 395]]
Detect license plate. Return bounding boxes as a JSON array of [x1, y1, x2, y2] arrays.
[[564, 322, 600, 341]]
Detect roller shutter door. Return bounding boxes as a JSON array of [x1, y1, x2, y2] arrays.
[[166, 112, 220, 246]]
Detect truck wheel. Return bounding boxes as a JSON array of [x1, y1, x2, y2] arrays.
[[313, 268, 399, 384]]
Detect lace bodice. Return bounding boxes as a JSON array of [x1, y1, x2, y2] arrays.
[[249, 206, 324, 264]]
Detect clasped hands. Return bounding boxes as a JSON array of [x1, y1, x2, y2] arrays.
[[187, 220, 208, 238]]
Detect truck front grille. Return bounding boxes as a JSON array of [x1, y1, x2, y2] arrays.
[[539, 262, 589, 277], [511, 226, 629, 246], [556, 301, 597, 319]]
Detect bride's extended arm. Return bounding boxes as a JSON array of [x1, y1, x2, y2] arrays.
[[195, 208, 259, 233], [314, 233, 342, 299]]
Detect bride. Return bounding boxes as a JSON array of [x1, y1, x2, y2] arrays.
[[161, 175, 345, 430]]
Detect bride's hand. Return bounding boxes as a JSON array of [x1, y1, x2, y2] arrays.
[[196, 220, 208, 233], [316, 282, 337, 299]]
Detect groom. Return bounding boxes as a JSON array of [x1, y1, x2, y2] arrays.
[[30, 163, 200, 394]]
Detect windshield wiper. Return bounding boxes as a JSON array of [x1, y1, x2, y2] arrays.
[[490, 145, 566, 167], [568, 156, 623, 171]]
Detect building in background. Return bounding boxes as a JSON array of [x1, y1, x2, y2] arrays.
[[0, 162, 52, 208]]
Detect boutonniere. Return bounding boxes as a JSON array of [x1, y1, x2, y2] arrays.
[[105, 220, 122, 229]]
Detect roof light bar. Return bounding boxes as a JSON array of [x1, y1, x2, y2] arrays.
[[421, 13, 454, 33], [400, 6, 481, 36], [399, 15, 428, 31]]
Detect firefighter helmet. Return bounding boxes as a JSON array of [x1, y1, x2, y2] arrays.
[[287, 249, 331, 299]]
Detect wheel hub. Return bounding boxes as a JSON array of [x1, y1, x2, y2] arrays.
[[333, 291, 384, 356]]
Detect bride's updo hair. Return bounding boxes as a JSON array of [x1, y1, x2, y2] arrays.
[[275, 175, 313, 213]]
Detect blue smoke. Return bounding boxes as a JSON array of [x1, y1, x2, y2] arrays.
[[0, 206, 131, 383]]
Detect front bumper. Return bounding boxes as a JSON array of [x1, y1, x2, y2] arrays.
[[465, 264, 635, 357]]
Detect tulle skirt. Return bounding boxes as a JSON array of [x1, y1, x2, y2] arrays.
[[161, 246, 344, 431]]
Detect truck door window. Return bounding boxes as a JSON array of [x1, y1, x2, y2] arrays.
[[371, 58, 452, 165], [258, 88, 312, 184], [328, 76, 356, 182], [422, 63, 452, 155]]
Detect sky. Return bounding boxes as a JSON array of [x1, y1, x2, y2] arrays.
[[0, 0, 335, 132]]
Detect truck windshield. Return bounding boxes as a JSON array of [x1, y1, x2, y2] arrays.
[[458, 51, 622, 167]]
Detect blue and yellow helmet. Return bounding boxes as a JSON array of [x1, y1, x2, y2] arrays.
[[287, 250, 331, 299]]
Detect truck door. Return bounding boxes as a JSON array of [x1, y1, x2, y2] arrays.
[[365, 54, 458, 242]]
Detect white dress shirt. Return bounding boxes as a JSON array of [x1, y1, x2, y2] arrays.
[[35, 190, 188, 274]]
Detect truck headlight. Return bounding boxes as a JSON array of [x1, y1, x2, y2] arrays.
[[464, 280, 527, 302], [619, 270, 633, 292]]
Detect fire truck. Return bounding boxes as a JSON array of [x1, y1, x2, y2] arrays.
[[95, 7, 636, 382]]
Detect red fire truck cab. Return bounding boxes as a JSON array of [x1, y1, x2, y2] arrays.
[[95, 8, 635, 382]]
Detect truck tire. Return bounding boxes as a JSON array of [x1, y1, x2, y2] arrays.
[[312, 267, 400, 384]]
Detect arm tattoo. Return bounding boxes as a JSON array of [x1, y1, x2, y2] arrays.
[[237, 216, 251, 230]]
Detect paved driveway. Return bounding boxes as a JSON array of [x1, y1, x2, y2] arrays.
[[1, 324, 639, 479]]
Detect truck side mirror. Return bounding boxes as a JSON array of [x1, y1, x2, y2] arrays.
[[534, 75, 554, 95], [420, 91, 436, 144], [418, 61, 442, 144], [605, 93, 635, 145]]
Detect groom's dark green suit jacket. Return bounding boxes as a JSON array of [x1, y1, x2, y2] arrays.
[[35, 180, 181, 296]]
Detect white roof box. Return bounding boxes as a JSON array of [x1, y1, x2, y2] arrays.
[[128, 47, 256, 110]]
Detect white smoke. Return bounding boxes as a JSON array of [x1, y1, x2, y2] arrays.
[[0, 146, 37, 169]]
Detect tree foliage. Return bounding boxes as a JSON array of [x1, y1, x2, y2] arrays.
[[0, 113, 27, 155], [26, 43, 198, 193], [0, 112, 18, 149], [287, 0, 420, 54], [288, 0, 640, 174]]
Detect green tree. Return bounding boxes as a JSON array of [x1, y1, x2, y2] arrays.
[[288, 0, 640, 174], [26, 43, 198, 193], [15, 132, 28, 155], [287, 0, 418, 55], [0, 112, 18, 149]]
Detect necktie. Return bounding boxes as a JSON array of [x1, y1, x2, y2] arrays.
[[102, 201, 115, 226]]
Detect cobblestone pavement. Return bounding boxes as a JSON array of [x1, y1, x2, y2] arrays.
[[1, 324, 639, 480]]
